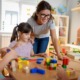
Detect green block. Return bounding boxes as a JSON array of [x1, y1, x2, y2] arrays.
[[62, 65, 67, 69], [46, 62, 50, 66], [53, 67, 56, 70]]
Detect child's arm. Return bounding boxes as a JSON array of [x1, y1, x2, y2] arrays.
[[0, 49, 17, 71], [57, 66, 69, 80], [0, 47, 8, 53], [0, 47, 10, 57], [30, 50, 34, 56]]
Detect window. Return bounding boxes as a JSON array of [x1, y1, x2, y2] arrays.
[[4, 11, 18, 32]]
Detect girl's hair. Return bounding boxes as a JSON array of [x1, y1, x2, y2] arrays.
[[10, 22, 33, 42], [32, 1, 53, 20]]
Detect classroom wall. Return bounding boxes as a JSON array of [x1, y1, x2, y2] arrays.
[[0, 0, 2, 30], [0, 0, 67, 32], [67, 0, 80, 44]]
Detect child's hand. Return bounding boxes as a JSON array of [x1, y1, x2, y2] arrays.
[[33, 53, 48, 57], [57, 66, 69, 80], [39, 53, 48, 57]]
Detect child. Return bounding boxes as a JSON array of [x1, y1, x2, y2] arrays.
[[0, 22, 47, 72]]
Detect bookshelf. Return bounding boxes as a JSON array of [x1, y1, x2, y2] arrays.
[[52, 14, 69, 45], [47, 14, 69, 53]]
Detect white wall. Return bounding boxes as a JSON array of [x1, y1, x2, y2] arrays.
[[67, 0, 80, 44], [1, 0, 19, 32], [0, 0, 2, 30], [0, 0, 67, 33]]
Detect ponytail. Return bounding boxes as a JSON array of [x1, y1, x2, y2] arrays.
[[10, 26, 18, 42]]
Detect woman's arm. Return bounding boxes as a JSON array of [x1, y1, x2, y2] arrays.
[[50, 29, 62, 60], [0, 49, 17, 71]]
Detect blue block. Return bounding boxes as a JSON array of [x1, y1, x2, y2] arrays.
[[50, 59, 57, 63], [30, 68, 37, 73], [21, 57, 29, 60], [37, 68, 45, 74], [36, 61, 42, 64], [37, 58, 43, 61]]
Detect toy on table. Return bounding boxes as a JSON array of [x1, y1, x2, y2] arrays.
[[66, 68, 75, 77], [62, 57, 69, 69], [30, 68, 45, 75], [61, 48, 67, 55], [11, 60, 16, 72], [44, 56, 57, 70], [36, 58, 44, 64], [23, 66, 30, 73], [17, 58, 30, 70]]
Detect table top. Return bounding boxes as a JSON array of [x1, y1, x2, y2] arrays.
[[7, 58, 80, 80]]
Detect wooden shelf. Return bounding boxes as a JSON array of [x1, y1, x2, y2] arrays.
[[71, 7, 80, 11]]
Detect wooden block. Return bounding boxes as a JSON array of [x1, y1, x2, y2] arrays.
[[11, 60, 16, 72]]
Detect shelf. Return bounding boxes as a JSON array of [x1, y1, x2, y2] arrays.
[[71, 7, 80, 11]]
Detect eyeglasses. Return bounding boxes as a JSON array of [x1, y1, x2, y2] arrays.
[[40, 14, 51, 19]]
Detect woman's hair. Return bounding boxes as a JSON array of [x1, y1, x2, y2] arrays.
[[32, 0, 53, 20], [10, 22, 33, 42]]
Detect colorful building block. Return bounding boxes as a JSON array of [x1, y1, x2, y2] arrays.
[[63, 58, 69, 65], [37, 68, 45, 74], [36, 60, 42, 64], [30, 68, 37, 73], [30, 68, 45, 75]]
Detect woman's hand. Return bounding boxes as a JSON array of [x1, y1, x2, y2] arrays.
[[29, 38, 34, 44]]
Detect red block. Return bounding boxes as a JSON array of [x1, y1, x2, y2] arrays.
[[63, 57, 69, 65], [62, 48, 67, 54]]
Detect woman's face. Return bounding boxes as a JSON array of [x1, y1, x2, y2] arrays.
[[36, 9, 51, 25]]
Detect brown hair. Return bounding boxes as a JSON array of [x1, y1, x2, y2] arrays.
[[10, 22, 33, 42], [32, 1, 53, 20]]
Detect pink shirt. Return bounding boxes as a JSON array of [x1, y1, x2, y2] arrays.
[[9, 41, 33, 58]]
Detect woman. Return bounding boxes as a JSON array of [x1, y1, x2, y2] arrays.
[[10, 1, 62, 60], [27, 1, 62, 60]]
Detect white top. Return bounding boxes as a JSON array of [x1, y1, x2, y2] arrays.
[[27, 17, 55, 38]]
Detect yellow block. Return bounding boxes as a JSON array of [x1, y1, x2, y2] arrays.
[[46, 58, 50, 62], [66, 70, 71, 77], [18, 63, 23, 69]]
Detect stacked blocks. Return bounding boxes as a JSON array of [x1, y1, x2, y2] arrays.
[[62, 57, 69, 69], [30, 68, 45, 74], [45, 57, 57, 70]]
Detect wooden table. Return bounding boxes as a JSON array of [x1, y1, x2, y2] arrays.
[[7, 58, 80, 80]]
